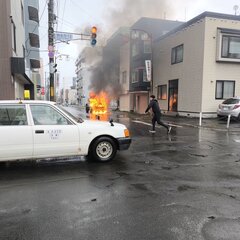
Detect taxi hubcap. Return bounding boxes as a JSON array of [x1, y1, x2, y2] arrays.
[[96, 141, 113, 159]]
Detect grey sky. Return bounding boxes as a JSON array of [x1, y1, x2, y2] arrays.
[[39, 0, 240, 88]]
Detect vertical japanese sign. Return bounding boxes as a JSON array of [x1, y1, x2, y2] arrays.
[[145, 60, 151, 81]]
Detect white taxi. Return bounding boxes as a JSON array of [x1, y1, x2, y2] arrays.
[[0, 100, 131, 162]]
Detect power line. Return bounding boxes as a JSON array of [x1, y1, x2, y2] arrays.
[[56, 16, 79, 29], [70, 0, 102, 23], [60, 0, 67, 31]]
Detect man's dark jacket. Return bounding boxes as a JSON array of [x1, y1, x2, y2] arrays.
[[145, 99, 161, 116]]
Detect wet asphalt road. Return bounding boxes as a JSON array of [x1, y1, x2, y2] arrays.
[[1, 110, 240, 240]]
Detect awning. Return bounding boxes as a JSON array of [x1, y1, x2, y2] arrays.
[[15, 73, 33, 85]]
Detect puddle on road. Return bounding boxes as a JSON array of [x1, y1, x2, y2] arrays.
[[177, 185, 197, 192], [202, 218, 240, 240]]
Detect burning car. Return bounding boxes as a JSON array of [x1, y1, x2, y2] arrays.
[[88, 91, 110, 121]]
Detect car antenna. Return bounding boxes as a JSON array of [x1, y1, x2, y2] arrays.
[[109, 118, 114, 126]]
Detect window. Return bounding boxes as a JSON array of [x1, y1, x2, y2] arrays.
[[122, 71, 127, 84], [143, 69, 148, 82], [132, 42, 140, 57], [0, 105, 27, 126], [29, 33, 40, 48], [11, 20, 16, 52], [217, 29, 240, 62], [144, 40, 151, 53], [222, 35, 240, 59], [216, 80, 235, 99], [131, 69, 139, 83], [30, 105, 71, 125], [171, 44, 183, 64], [157, 85, 167, 100], [28, 6, 39, 23]]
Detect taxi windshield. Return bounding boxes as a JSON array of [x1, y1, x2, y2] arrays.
[[57, 105, 84, 123]]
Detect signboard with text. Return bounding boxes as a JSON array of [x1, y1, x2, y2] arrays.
[[55, 32, 73, 42], [145, 60, 151, 81]]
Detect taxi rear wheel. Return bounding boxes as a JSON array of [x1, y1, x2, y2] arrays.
[[88, 137, 117, 162]]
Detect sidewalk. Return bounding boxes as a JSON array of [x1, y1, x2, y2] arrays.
[[114, 110, 240, 132]]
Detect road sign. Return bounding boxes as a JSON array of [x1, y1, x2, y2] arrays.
[[55, 32, 73, 42], [48, 51, 54, 58]]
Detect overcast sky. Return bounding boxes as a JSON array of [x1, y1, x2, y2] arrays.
[[39, 0, 240, 89]]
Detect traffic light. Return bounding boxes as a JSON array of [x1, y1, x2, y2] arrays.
[[91, 26, 97, 46], [50, 62, 57, 73]]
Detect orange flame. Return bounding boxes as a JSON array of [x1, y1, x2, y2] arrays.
[[89, 91, 109, 121]]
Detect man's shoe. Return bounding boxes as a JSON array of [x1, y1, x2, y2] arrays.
[[168, 126, 172, 134], [149, 130, 156, 133]]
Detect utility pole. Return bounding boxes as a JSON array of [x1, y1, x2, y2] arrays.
[[48, 0, 55, 101]]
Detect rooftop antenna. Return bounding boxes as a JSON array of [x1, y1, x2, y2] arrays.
[[233, 5, 239, 15]]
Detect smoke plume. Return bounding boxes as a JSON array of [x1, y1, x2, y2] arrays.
[[78, 0, 189, 98]]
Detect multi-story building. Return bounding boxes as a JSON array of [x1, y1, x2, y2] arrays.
[[0, 0, 40, 100], [75, 46, 102, 107], [24, 0, 41, 99], [153, 12, 240, 118], [129, 18, 183, 113], [75, 54, 86, 105], [68, 89, 77, 105], [100, 20, 182, 113]]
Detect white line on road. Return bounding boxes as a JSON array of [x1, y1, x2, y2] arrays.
[[132, 120, 183, 128]]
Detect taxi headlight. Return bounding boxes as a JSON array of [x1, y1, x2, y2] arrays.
[[124, 129, 130, 137]]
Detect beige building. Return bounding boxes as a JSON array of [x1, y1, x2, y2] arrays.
[[153, 12, 240, 118]]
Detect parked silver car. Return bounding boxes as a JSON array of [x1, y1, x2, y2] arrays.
[[217, 97, 240, 120]]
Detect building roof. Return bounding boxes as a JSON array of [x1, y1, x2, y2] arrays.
[[131, 17, 184, 40], [155, 11, 240, 42], [105, 27, 130, 48]]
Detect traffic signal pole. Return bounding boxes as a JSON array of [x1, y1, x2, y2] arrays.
[[48, 0, 55, 101]]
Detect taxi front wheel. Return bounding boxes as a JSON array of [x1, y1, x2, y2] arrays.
[[88, 137, 117, 162]]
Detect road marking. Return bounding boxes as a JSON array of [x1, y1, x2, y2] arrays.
[[132, 120, 183, 128], [132, 120, 151, 126]]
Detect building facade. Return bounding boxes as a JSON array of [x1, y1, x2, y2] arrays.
[[119, 37, 130, 111], [129, 18, 183, 113], [24, 0, 41, 99], [0, 0, 40, 100], [153, 12, 240, 118], [75, 47, 102, 107]]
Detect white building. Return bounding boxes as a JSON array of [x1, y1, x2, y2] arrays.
[[75, 47, 102, 107], [153, 12, 240, 118], [68, 89, 77, 105]]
